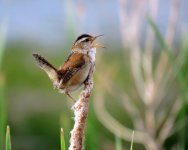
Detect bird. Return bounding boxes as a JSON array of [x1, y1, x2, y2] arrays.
[[33, 34, 104, 101]]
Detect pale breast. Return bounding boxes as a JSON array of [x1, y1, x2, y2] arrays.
[[88, 48, 96, 63]]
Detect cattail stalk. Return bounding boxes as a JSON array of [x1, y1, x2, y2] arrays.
[[69, 63, 95, 150]]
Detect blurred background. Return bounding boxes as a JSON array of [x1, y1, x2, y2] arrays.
[[0, 0, 188, 149]]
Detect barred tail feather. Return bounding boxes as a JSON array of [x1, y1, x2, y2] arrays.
[[32, 53, 59, 83]]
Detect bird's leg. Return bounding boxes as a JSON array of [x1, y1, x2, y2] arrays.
[[65, 91, 76, 102], [84, 69, 93, 87]]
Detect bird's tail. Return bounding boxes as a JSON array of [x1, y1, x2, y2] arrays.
[[32, 53, 59, 83]]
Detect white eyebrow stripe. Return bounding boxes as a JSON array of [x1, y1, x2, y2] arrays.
[[77, 37, 88, 43]]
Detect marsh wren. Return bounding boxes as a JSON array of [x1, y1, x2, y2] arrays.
[[33, 34, 104, 101]]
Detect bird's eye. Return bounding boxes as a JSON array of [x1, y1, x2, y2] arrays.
[[84, 39, 90, 42]]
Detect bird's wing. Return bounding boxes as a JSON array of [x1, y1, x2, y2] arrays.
[[58, 52, 86, 84], [33, 53, 59, 82]]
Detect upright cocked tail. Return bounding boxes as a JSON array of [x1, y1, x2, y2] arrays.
[[32, 53, 59, 84]]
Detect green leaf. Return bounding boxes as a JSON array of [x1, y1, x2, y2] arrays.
[[5, 125, 11, 150], [130, 131, 134, 150], [60, 128, 66, 150], [147, 17, 174, 61], [115, 135, 122, 150]]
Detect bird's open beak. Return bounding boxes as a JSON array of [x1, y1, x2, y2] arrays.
[[94, 34, 104, 39], [91, 34, 106, 48], [93, 43, 106, 48]]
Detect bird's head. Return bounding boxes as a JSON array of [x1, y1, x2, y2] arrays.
[[72, 34, 105, 52]]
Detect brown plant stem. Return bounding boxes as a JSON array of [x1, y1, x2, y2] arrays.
[[69, 63, 95, 150]]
